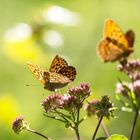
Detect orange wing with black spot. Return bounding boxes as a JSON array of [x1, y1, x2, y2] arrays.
[[59, 66, 76, 81], [49, 55, 76, 81], [49, 55, 68, 73]]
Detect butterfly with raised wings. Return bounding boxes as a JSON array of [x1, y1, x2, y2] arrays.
[[27, 55, 76, 92], [97, 19, 135, 62]]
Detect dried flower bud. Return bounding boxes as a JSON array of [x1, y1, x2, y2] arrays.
[[85, 99, 99, 116], [100, 96, 112, 108], [12, 116, 28, 134], [41, 94, 63, 113], [96, 96, 115, 119]]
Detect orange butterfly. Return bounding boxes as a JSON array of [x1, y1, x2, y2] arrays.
[[97, 19, 135, 62], [27, 55, 76, 92]]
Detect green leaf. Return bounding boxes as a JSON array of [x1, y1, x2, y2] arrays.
[[106, 134, 128, 140]]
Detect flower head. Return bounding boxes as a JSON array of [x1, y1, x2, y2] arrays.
[[118, 59, 140, 81], [133, 80, 140, 96], [85, 99, 99, 116], [61, 94, 78, 111], [12, 116, 28, 134], [41, 94, 63, 113], [116, 82, 133, 97], [68, 83, 91, 101]]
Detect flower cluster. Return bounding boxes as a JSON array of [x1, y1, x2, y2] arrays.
[[117, 59, 140, 97], [42, 83, 91, 113], [68, 83, 90, 100], [116, 59, 140, 116], [118, 59, 140, 81], [116, 82, 132, 97], [42, 94, 63, 113]]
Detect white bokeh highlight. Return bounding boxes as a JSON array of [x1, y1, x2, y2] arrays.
[[42, 5, 80, 26], [43, 30, 64, 48], [4, 23, 32, 42]]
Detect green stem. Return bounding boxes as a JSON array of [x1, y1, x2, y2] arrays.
[[43, 113, 66, 123], [74, 109, 80, 140], [27, 128, 53, 140], [129, 110, 139, 140], [74, 126, 80, 140], [92, 108, 107, 140], [55, 110, 70, 124]]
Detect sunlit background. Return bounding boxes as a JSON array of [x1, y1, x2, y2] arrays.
[[1, 0, 140, 140]]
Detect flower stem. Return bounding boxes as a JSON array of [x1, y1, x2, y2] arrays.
[[92, 108, 107, 140], [130, 110, 139, 140], [74, 126, 80, 140], [101, 121, 110, 137], [73, 109, 80, 140], [27, 128, 53, 140]]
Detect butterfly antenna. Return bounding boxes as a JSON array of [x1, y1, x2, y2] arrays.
[[26, 84, 41, 87]]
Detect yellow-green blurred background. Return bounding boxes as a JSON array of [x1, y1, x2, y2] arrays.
[[1, 0, 140, 140]]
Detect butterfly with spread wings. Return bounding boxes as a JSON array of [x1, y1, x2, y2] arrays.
[[97, 19, 135, 62], [27, 55, 76, 92]]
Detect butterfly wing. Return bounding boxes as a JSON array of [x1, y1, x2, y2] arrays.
[[27, 62, 48, 84], [49, 55, 68, 73], [104, 19, 129, 50], [125, 30, 135, 48], [98, 40, 124, 62], [58, 66, 76, 81], [45, 72, 71, 83], [49, 55, 76, 81]]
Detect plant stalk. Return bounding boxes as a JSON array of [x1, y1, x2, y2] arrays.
[[92, 108, 107, 140], [74, 126, 80, 140], [27, 128, 53, 140], [74, 109, 80, 140], [130, 110, 139, 140]]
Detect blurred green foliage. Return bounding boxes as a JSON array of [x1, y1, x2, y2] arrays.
[[1, 0, 140, 140]]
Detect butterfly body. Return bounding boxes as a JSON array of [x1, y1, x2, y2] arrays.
[[98, 19, 135, 62], [27, 55, 76, 91]]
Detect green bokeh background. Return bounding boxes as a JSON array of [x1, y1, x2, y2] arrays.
[[1, 0, 140, 140]]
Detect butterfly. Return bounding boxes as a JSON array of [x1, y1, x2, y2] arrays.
[[97, 19, 135, 62], [27, 55, 76, 92]]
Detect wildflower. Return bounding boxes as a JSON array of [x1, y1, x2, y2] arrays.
[[85, 99, 99, 116], [68, 83, 91, 101], [41, 94, 63, 113], [61, 94, 78, 111], [116, 82, 133, 97], [133, 80, 140, 96], [118, 59, 140, 81], [12, 116, 29, 134]]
